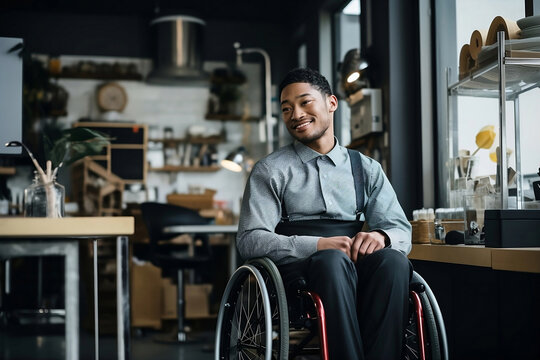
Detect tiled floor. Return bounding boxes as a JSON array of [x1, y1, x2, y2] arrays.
[[0, 327, 215, 360]]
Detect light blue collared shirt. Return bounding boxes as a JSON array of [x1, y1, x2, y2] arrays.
[[237, 139, 411, 265]]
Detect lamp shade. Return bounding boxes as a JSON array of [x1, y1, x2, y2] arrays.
[[221, 146, 249, 173], [340, 48, 369, 96]]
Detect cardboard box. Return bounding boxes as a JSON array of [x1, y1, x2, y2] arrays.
[[185, 284, 213, 319], [131, 262, 162, 329], [161, 278, 178, 320], [166, 188, 216, 210], [161, 280, 213, 319]]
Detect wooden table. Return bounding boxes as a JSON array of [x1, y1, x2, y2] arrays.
[[409, 243, 540, 273], [0, 217, 134, 360]]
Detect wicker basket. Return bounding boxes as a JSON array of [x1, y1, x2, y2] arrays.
[[410, 220, 434, 244]]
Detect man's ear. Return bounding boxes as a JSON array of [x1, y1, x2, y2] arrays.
[[327, 94, 338, 113]]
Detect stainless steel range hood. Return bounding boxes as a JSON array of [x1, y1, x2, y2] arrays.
[[147, 15, 208, 86]]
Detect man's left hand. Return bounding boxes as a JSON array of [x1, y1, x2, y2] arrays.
[[350, 231, 386, 262]]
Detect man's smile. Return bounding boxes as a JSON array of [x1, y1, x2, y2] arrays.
[[293, 119, 314, 131]]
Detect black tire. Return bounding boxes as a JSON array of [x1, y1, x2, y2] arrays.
[[412, 271, 449, 360], [215, 264, 273, 360], [420, 290, 441, 360], [247, 257, 290, 359]]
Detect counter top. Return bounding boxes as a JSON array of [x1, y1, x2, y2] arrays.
[[409, 244, 540, 273], [0, 216, 134, 237]]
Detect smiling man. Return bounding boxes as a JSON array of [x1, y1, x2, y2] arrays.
[[236, 67, 412, 359]]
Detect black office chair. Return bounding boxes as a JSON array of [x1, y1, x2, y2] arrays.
[[140, 202, 213, 342]]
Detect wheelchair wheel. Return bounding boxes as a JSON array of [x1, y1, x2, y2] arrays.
[[414, 272, 448, 360], [247, 257, 289, 359], [215, 264, 274, 360], [403, 272, 448, 360]]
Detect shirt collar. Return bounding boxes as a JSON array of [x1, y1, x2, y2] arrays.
[[293, 137, 346, 166]]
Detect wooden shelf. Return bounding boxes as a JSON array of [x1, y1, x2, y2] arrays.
[[56, 71, 142, 81], [205, 114, 260, 122], [0, 167, 16, 175], [149, 136, 223, 145], [149, 165, 221, 173]]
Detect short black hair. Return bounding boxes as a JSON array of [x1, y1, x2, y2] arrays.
[[278, 67, 333, 98]]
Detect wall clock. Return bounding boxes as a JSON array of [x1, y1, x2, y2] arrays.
[[96, 82, 128, 112]]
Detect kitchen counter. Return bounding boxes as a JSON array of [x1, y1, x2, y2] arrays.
[[409, 243, 540, 273]]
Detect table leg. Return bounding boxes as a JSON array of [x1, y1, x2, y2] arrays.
[[0, 240, 80, 360], [65, 241, 80, 360], [116, 236, 131, 360], [93, 239, 99, 360]]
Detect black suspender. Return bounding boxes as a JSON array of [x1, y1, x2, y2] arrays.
[[347, 149, 365, 221]]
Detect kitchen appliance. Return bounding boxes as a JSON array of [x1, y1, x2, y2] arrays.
[[350, 88, 382, 140], [147, 15, 208, 85]]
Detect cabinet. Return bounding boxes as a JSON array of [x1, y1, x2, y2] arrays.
[[447, 31, 540, 209], [73, 121, 148, 183]]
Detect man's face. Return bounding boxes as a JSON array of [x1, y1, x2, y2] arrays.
[[280, 82, 338, 146]]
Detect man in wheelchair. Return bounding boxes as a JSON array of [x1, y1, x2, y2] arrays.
[[236, 67, 412, 360]]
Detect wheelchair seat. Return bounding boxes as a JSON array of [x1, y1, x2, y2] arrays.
[[215, 257, 448, 360]]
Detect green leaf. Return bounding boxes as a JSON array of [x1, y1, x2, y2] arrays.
[[43, 127, 111, 169]]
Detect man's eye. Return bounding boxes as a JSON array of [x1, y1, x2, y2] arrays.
[[302, 100, 312, 106], [281, 107, 291, 113]]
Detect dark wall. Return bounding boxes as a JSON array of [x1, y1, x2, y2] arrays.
[[0, 11, 152, 57], [0, 10, 293, 86], [204, 19, 292, 85]]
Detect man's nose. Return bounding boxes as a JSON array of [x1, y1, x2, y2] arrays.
[[291, 107, 305, 121]]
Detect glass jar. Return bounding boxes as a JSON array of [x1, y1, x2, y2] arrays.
[[24, 172, 65, 218]]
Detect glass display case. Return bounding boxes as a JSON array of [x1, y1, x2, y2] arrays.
[[447, 31, 540, 211]]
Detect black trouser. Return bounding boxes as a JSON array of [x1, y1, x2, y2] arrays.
[[279, 248, 412, 360]]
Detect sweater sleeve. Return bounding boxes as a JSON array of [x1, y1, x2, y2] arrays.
[[363, 158, 412, 255]]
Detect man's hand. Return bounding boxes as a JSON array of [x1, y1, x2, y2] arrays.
[[350, 232, 386, 262], [317, 236, 353, 257]]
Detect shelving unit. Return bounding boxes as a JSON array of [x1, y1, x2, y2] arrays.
[[447, 31, 540, 209], [147, 136, 223, 173]]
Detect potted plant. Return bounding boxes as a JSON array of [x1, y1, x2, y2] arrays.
[[6, 127, 110, 217]]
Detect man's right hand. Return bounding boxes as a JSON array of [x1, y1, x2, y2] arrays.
[[317, 236, 353, 258]]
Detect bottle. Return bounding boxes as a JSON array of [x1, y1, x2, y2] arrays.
[[24, 172, 65, 218], [533, 167, 540, 201], [434, 208, 446, 243]]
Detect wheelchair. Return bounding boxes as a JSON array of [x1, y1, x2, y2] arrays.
[[215, 257, 448, 360]]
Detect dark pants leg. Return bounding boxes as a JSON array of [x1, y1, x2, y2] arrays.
[[356, 248, 412, 360], [280, 249, 363, 360], [279, 248, 411, 360]]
